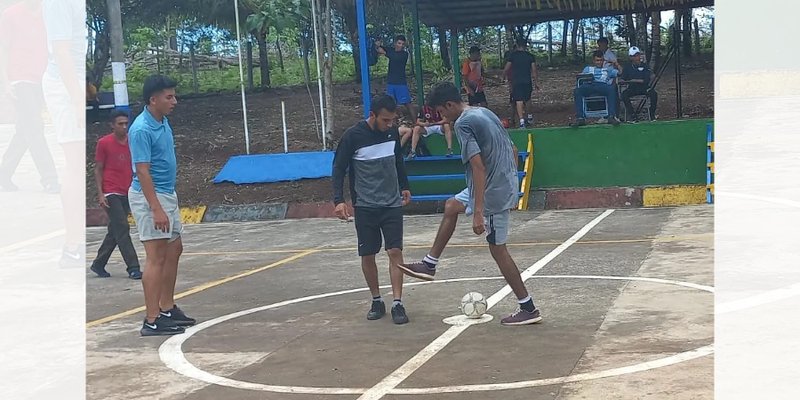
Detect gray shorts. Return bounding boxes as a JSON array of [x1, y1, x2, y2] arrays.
[[453, 188, 511, 245], [485, 209, 511, 246], [128, 188, 183, 242]]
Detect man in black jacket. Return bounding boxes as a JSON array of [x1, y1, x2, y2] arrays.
[[619, 46, 658, 121], [332, 95, 412, 324]]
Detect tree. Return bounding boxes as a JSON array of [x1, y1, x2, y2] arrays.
[[438, 27, 450, 70], [682, 8, 692, 57], [87, 0, 111, 87], [560, 20, 568, 57], [636, 12, 649, 53], [244, 0, 305, 87], [322, 0, 335, 143], [178, 20, 215, 92], [624, 13, 636, 46], [650, 12, 661, 70], [570, 18, 580, 60]]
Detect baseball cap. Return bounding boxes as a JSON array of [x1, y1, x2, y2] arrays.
[[629, 46, 642, 56]]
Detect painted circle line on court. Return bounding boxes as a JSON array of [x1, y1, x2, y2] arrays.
[[159, 275, 714, 395]]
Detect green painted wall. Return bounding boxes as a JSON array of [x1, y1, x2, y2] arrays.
[[411, 119, 712, 194]]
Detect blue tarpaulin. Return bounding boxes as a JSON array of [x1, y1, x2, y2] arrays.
[[213, 151, 335, 184]]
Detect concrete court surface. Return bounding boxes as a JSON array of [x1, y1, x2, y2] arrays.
[[86, 206, 714, 400]]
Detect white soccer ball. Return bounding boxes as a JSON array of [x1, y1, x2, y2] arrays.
[[460, 292, 487, 319]]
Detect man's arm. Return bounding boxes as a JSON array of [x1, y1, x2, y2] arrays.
[[513, 144, 519, 169], [461, 61, 472, 94], [394, 136, 411, 205], [531, 60, 540, 89], [94, 141, 108, 207], [375, 39, 387, 56], [469, 154, 488, 234], [94, 163, 107, 207], [332, 133, 353, 205], [503, 61, 512, 81]]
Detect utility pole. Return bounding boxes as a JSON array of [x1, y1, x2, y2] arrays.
[[106, 0, 129, 114]]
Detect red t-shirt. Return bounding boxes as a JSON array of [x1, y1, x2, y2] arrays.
[[95, 134, 133, 195], [0, 2, 48, 82], [418, 105, 443, 123]]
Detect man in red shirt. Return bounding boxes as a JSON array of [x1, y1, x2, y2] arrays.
[[0, 0, 59, 192], [400, 105, 454, 159], [89, 111, 142, 279]]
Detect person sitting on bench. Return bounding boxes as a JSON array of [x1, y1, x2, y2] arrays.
[[572, 50, 621, 126], [404, 104, 454, 159], [619, 46, 657, 122]]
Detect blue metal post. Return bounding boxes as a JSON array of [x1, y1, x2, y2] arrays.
[[356, 0, 370, 118], [706, 124, 714, 204]]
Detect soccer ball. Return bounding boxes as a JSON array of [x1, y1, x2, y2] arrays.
[[460, 292, 488, 319]]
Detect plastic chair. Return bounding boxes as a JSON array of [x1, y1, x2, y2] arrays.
[[576, 75, 609, 119]]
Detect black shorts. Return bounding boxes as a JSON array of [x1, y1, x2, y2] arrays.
[[511, 83, 532, 102], [354, 206, 403, 256], [468, 91, 487, 106]]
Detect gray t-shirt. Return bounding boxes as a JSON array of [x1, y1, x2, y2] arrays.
[[455, 107, 518, 215]]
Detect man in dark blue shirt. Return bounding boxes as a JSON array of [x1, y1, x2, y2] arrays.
[[619, 46, 658, 121], [376, 35, 415, 118], [503, 38, 539, 128]]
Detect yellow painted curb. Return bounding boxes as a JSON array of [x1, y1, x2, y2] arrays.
[[643, 185, 707, 207], [127, 205, 207, 225]]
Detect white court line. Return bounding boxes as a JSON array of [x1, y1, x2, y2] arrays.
[[354, 209, 616, 400], [0, 229, 64, 255], [159, 274, 713, 395], [392, 344, 714, 394]]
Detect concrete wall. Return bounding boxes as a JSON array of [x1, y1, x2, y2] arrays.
[[416, 119, 712, 194]]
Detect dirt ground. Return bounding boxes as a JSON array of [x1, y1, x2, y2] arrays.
[[85, 56, 714, 207]]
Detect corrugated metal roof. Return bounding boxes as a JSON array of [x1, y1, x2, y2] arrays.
[[403, 0, 714, 29]]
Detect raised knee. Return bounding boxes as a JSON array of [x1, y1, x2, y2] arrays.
[[444, 198, 463, 216]]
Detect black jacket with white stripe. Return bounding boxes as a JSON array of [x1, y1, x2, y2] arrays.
[[332, 120, 409, 208]]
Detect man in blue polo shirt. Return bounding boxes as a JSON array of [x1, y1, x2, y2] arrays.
[[572, 50, 621, 126], [128, 75, 195, 336]]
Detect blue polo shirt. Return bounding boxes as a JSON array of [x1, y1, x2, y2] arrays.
[[129, 107, 177, 194]]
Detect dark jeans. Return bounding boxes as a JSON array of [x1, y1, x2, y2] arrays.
[[90, 194, 140, 272], [622, 87, 658, 120], [574, 83, 617, 119], [0, 82, 58, 186]]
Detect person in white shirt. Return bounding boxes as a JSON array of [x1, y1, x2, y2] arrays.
[[597, 37, 621, 71]]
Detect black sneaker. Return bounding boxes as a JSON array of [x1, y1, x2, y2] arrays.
[[140, 315, 185, 336], [90, 264, 111, 278], [391, 303, 409, 325], [367, 300, 386, 320], [160, 305, 196, 327], [128, 269, 142, 280], [609, 117, 621, 126]]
